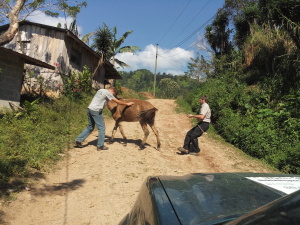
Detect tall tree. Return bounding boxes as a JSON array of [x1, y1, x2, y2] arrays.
[[110, 26, 140, 68], [92, 23, 140, 68], [158, 78, 180, 99], [0, 0, 87, 46], [187, 53, 212, 81], [205, 9, 233, 57], [92, 23, 113, 62]]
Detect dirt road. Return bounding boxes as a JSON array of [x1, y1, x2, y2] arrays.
[[0, 99, 278, 225]]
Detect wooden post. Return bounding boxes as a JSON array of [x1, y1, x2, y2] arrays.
[[153, 44, 158, 96]]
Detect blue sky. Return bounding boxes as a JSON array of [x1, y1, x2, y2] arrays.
[[28, 0, 225, 75]]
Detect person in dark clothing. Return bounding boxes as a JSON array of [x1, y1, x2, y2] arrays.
[[177, 96, 211, 155]]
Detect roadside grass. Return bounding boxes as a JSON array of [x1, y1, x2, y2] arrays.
[[175, 96, 193, 115], [118, 87, 147, 100], [0, 95, 92, 198]]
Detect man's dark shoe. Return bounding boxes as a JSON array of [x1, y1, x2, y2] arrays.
[[177, 147, 189, 154], [75, 141, 83, 148], [97, 145, 109, 151]]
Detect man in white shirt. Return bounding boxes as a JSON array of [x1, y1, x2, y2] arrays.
[[177, 96, 211, 155], [75, 87, 134, 150]]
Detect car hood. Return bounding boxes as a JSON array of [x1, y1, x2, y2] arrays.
[[157, 173, 300, 225]]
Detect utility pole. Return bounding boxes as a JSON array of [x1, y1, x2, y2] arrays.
[[153, 44, 158, 96]]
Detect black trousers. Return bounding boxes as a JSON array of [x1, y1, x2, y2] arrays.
[[183, 122, 209, 153]]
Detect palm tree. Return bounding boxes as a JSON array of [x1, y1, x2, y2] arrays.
[[91, 23, 140, 86], [92, 23, 113, 62], [92, 23, 140, 68], [205, 10, 232, 57], [109, 26, 140, 68], [81, 31, 97, 45]]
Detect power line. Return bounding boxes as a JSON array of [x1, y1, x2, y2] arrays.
[[173, 13, 216, 49], [159, 12, 216, 58], [157, 0, 192, 44], [167, 0, 213, 48], [159, 54, 188, 69]]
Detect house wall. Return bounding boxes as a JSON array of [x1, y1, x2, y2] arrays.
[[0, 53, 24, 109], [64, 35, 105, 89], [4, 23, 105, 93]]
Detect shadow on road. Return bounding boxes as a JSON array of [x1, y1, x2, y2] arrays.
[[87, 136, 149, 149], [29, 179, 86, 197]]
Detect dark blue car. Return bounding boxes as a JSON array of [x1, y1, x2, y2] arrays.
[[119, 173, 300, 225]]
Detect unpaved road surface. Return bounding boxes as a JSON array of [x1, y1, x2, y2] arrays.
[[0, 99, 278, 225]]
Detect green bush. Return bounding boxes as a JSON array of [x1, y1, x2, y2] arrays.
[[60, 66, 93, 100], [0, 96, 90, 195], [181, 72, 299, 174]]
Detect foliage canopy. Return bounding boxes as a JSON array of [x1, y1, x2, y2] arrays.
[[185, 0, 300, 174]]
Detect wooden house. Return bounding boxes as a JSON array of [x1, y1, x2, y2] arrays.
[[0, 21, 121, 95]]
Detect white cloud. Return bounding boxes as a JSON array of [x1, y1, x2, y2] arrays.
[[116, 44, 194, 75], [27, 10, 82, 35]]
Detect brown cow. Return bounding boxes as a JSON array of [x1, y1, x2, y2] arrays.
[[107, 99, 161, 150]]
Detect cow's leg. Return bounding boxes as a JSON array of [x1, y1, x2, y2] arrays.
[[140, 122, 149, 150], [118, 122, 127, 146], [150, 124, 161, 150], [109, 121, 119, 144]]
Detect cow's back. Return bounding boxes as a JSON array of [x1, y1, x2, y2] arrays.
[[114, 99, 156, 122]]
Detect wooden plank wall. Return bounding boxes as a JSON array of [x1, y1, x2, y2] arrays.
[[4, 23, 105, 91]]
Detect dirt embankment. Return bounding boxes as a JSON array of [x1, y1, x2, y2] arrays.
[[0, 99, 278, 225]]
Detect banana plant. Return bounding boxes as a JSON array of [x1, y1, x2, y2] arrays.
[[15, 99, 39, 118]]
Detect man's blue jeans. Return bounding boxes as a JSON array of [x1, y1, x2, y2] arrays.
[[75, 109, 105, 147]]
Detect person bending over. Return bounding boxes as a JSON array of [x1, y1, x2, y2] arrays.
[[75, 87, 134, 150]]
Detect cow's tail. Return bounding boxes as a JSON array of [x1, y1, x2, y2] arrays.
[[138, 108, 157, 125]]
